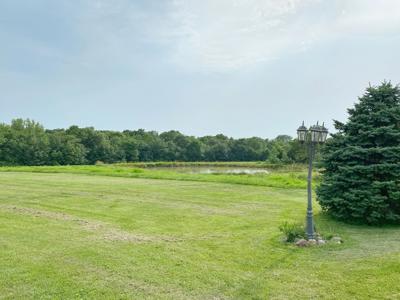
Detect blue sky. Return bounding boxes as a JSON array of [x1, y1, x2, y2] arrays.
[[1, 0, 400, 138]]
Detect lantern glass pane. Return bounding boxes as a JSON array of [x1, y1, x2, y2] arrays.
[[311, 129, 318, 142], [297, 127, 307, 142], [322, 131, 328, 142], [318, 130, 323, 143], [298, 131, 305, 141]]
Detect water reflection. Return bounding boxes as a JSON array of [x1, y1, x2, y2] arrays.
[[195, 168, 270, 175], [152, 167, 270, 175]]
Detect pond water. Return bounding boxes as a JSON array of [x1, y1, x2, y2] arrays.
[[151, 167, 270, 175]]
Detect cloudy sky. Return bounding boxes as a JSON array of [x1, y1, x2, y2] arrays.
[[1, 0, 400, 138]]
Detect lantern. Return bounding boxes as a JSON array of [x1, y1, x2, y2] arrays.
[[297, 121, 308, 142]]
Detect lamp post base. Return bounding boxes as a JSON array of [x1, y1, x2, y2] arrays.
[[306, 209, 314, 240]]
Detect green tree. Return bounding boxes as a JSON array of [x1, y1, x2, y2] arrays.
[[287, 140, 307, 163], [66, 127, 116, 164], [0, 119, 312, 165], [317, 82, 400, 224], [181, 137, 203, 161], [120, 133, 139, 162], [0, 119, 49, 165], [230, 137, 268, 161], [200, 135, 231, 161], [266, 136, 291, 163], [159, 131, 181, 160], [47, 130, 87, 165], [130, 129, 166, 161]]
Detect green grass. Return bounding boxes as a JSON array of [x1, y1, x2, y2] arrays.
[[0, 164, 312, 189], [0, 165, 399, 299]]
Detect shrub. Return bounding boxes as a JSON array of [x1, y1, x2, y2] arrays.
[[279, 221, 305, 242]]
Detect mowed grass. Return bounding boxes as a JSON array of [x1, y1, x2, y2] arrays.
[[0, 164, 310, 189], [0, 168, 399, 299]]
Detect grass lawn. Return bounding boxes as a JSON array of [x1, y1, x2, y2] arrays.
[[0, 166, 399, 299]]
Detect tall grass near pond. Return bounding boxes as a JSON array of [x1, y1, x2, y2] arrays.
[[0, 163, 318, 189]]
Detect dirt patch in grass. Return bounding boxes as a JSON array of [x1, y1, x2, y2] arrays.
[[0, 205, 181, 243]]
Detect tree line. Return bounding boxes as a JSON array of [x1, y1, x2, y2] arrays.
[[0, 119, 313, 166]]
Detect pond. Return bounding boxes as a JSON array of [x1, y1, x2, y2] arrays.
[[150, 166, 270, 175]]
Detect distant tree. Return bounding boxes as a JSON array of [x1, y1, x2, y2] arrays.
[[267, 135, 319, 164], [47, 130, 87, 165], [274, 135, 292, 143], [183, 137, 203, 161], [67, 127, 116, 163], [159, 131, 183, 160], [159, 130, 203, 161], [287, 140, 308, 163], [265, 143, 281, 164], [0, 118, 317, 165], [317, 82, 400, 224], [266, 137, 291, 163], [131, 129, 166, 161], [200, 135, 231, 161], [0, 119, 49, 165], [230, 137, 267, 161], [0, 123, 13, 165], [120, 134, 139, 162]]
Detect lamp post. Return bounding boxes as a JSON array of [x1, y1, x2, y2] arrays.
[[297, 121, 328, 239]]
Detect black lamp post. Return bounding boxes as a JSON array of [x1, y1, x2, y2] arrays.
[[297, 121, 328, 239]]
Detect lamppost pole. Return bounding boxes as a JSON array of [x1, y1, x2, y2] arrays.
[[306, 141, 315, 239], [297, 121, 328, 240]]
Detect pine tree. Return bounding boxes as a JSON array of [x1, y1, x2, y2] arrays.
[[317, 82, 400, 224]]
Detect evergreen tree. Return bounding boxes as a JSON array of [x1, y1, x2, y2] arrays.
[[317, 82, 400, 224]]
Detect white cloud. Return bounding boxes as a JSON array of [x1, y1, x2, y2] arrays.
[[161, 0, 316, 72], [159, 0, 400, 72], [334, 1, 400, 35], [44, 0, 400, 73]]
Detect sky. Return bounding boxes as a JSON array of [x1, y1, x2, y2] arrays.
[[1, 0, 400, 138]]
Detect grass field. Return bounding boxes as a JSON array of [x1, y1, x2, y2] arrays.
[[0, 165, 399, 299], [0, 164, 311, 189]]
